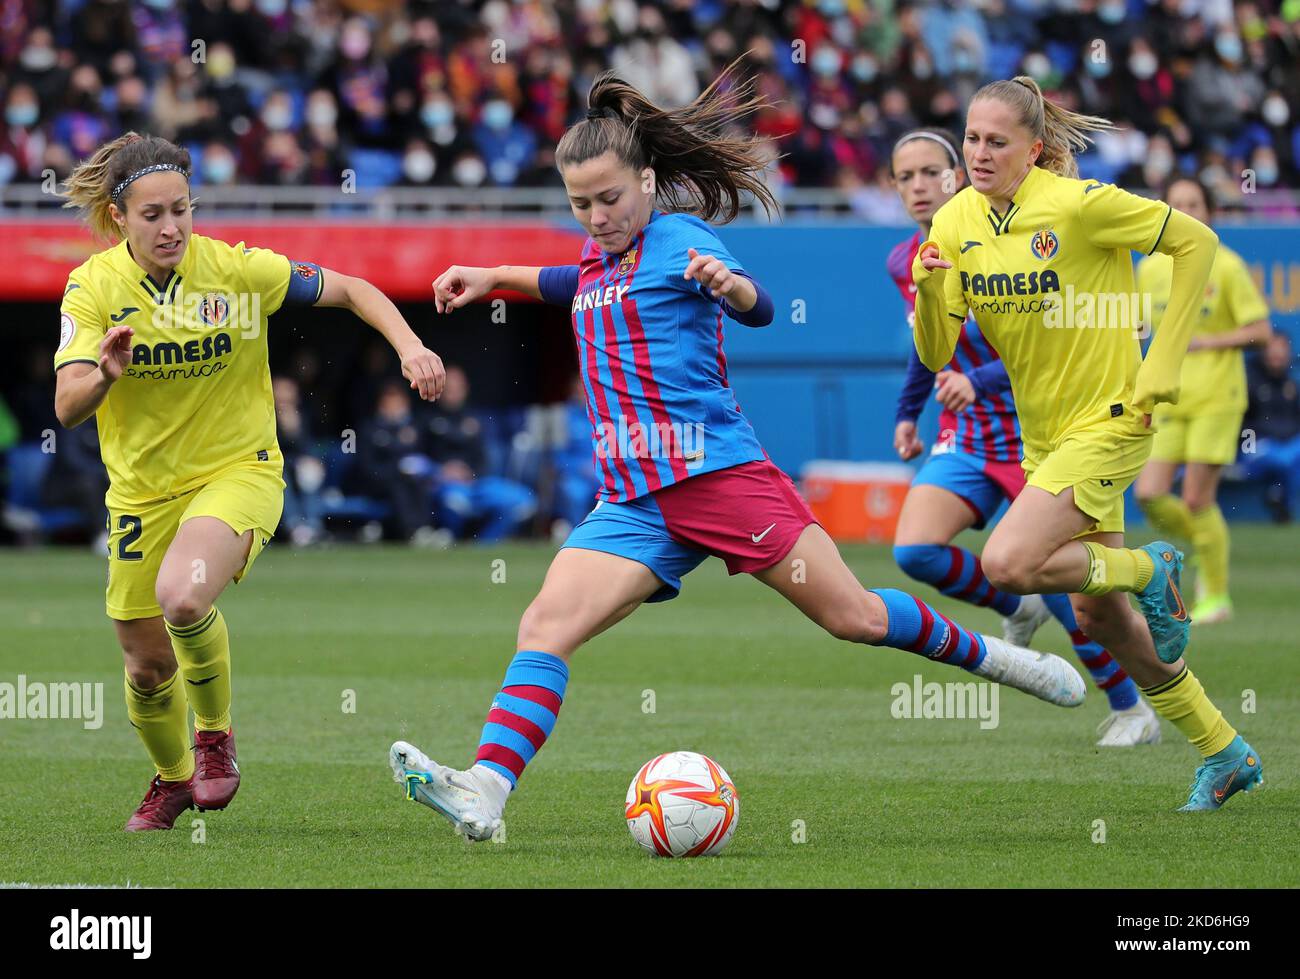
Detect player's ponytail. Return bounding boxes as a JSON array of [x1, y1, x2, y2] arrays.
[[555, 55, 779, 223], [61, 132, 192, 242], [972, 76, 1112, 179]]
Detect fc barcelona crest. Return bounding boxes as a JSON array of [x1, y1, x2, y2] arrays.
[[1030, 228, 1060, 261], [199, 293, 231, 326], [616, 247, 638, 277]]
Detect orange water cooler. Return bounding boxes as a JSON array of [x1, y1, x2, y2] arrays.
[[799, 461, 914, 543]]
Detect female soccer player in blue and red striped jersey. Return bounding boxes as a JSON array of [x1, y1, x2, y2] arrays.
[[886, 128, 1157, 747], [388, 63, 1087, 842]]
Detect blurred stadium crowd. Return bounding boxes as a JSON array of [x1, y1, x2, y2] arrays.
[[1, 0, 1298, 216], [3, 0, 1299, 546]]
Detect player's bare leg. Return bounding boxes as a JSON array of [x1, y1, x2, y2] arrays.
[[752, 524, 1084, 706], [392, 547, 662, 840], [154, 516, 254, 811]]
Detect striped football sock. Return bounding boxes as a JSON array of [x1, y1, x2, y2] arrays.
[[869, 588, 987, 670], [893, 544, 1021, 616], [473, 650, 569, 789], [1040, 593, 1139, 710]]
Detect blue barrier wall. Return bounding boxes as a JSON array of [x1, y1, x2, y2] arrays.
[[709, 223, 1300, 484]]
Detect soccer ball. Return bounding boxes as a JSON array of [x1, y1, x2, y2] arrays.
[[625, 751, 739, 857]]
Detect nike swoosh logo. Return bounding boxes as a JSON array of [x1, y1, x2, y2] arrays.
[[751, 523, 776, 543], [960, 241, 982, 253], [1084, 183, 1103, 194], [1165, 571, 1188, 622], [186, 675, 219, 686], [1213, 769, 1237, 802], [110, 307, 140, 322]]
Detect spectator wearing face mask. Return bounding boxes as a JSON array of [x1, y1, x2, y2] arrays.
[[471, 96, 536, 187], [197, 140, 239, 188], [1183, 30, 1265, 140], [13, 27, 68, 111], [398, 137, 438, 186], [609, 4, 699, 109], [0, 83, 47, 185], [301, 88, 348, 186], [319, 17, 394, 149]]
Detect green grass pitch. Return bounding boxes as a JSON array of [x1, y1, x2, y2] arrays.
[[1, 527, 1296, 888]]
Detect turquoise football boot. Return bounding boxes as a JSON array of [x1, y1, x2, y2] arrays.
[[1135, 542, 1190, 664], [1178, 736, 1263, 811]]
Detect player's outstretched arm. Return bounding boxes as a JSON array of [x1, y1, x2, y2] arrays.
[[683, 248, 773, 326], [1132, 209, 1218, 412], [316, 270, 446, 402], [432, 265, 556, 313], [911, 243, 963, 371], [54, 325, 132, 428]]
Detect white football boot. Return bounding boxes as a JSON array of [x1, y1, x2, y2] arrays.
[[1095, 699, 1162, 747], [973, 636, 1086, 707], [1001, 593, 1054, 647], [389, 741, 507, 842]]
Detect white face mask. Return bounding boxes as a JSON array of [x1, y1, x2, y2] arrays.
[[307, 103, 337, 128], [1262, 96, 1290, 128], [263, 104, 293, 131], [1146, 152, 1174, 179], [404, 151, 436, 183], [452, 158, 486, 186], [20, 45, 56, 72], [1128, 52, 1157, 79]]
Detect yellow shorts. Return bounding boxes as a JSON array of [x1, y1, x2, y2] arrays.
[[1149, 408, 1244, 466], [105, 463, 284, 620], [1024, 410, 1153, 536]]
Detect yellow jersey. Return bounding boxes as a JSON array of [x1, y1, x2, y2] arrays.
[[913, 166, 1214, 460], [1136, 244, 1268, 416], [55, 233, 324, 507]]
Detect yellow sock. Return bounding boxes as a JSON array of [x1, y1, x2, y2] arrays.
[[1078, 542, 1155, 595], [165, 607, 232, 732], [124, 670, 195, 781], [1140, 493, 1194, 544], [1189, 504, 1229, 596], [1143, 667, 1236, 757]]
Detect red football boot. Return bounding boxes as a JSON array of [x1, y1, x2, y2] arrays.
[[192, 727, 240, 811], [124, 775, 195, 831]]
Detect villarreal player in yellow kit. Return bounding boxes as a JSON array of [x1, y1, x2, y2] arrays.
[[55, 132, 446, 830], [912, 78, 1262, 811], [1135, 176, 1272, 625]]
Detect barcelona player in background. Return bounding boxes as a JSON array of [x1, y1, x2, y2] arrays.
[[56, 133, 445, 830], [888, 127, 1158, 747], [912, 77, 1262, 810], [389, 62, 1089, 844], [1135, 176, 1272, 625]]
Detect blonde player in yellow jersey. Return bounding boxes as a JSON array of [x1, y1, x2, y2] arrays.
[[54, 132, 446, 831], [912, 77, 1262, 811], [1135, 175, 1272, 625]]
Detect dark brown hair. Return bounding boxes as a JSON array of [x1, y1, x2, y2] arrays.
[[61, 131, 191, 241], [1162, 173, 1215, 215], [555, 56, 779, 222], [890, 127, 963, 176]]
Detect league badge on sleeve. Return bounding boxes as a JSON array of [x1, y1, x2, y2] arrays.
[[58, 312, 76, 352]]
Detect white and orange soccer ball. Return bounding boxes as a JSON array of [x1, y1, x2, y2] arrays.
[[624, 751, 739, 857]]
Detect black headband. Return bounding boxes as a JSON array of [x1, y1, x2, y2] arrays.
[[111, 163, 190, 205]]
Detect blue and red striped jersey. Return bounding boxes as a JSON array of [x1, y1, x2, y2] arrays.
[[570, 210, 767, 502], [886, 231, 1022, 463]]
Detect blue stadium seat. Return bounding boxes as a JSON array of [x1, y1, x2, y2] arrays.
[[4, 443, 87, 535], [345, 148, 403, 189]]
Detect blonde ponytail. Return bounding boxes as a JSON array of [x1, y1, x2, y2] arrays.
[[61, 132, 191, 242], [972, 76, 1113, 179]]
